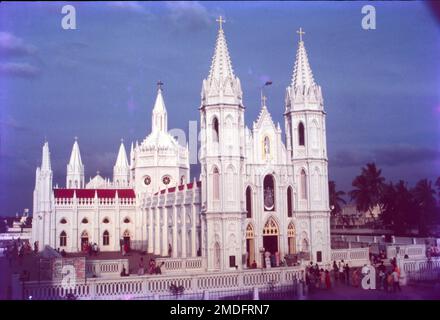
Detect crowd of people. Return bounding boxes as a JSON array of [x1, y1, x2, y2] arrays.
[[3, 238, 32, 266], [427, 244, 440, 258], [136, 257, 164, 276], [305, 257, 404, 293]]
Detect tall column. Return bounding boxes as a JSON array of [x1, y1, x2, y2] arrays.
[[172, 205, 178, 258], [182, 205, 187, 258], [154, 207, 160, 255], [191, 204, 197, 257], [147, 208, 153, 253], [161, 207, 168, 256]]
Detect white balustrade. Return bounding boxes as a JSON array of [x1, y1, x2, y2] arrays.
[[17, 266, 305, 300]]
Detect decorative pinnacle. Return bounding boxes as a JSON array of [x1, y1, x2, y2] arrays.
[[157, 80, 163, 90]]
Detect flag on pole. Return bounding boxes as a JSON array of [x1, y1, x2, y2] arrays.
[[265, 81, 273, 86]]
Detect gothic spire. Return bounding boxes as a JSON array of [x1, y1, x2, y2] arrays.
[[202, 16, 242, 106], [115, 140, 129, 168], [291, 28, 316, 89], [152, 82, 168, 132], [207, 16, 235, 84], [66, 137, 84, 188], [41, 141, 51, 171], [68, 137, 83, 169]]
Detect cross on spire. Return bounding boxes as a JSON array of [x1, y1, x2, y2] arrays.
[[157, 80, 163, 90], [262, 95, 267, 107], [216, 16, 226, 30], [297, 27, 305, 42]]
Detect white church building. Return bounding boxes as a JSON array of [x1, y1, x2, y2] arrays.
[[32, 21, 331, 271]]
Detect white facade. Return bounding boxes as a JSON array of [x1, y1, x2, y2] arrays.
[[32, 23, 331, 271]]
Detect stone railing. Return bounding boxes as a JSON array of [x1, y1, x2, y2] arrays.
[[331, 247, 370, 267], [55, 197, 136, 207], [86, 259, 129, 278], [387, 244, 426, 260], [15, 266, 305, 300], [155, 257, 204, 274], [399, 257, 440, 284]]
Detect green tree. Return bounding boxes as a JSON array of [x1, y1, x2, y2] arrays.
[[329, 181, 346, 217], [349, 163, 385, 221], [381, 181, 417, 235], [412, 179, 437, 236]]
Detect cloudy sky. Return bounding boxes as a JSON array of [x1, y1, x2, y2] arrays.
[[0, 1, 439, 215]]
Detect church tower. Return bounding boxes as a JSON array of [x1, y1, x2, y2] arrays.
[[113, 140, 130, 187], [200, 17, 246, 271], [284, 28, 331, 263], [66, 138, 85, 189], [32, 141, 54, 250]]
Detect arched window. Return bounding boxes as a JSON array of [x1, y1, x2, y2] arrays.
[[103, 230, 109, 246], [213, 166, 220, 200], [123, 217, 130, 224], [300, 170, 307, 200], [212, 117, 219, 143], [298, 122, 305, 146], [60, 218, 67, 224], [263, 175, 275, 211], [245, 186, 252, 218], [81, 218, 88, 224], [60, 231, 67, 247], [102, 217, 109, 224], [287, 186, 293, 217]]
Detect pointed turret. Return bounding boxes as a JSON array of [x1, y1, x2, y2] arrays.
[[202, 16, 242, 106], [66, 137, 85, 188], [152, 81, 168, 133], [32, 141, 54, 250], [41, 141, 51, 171], [285, 28, 323, 112], [113, 140, 130, 187]]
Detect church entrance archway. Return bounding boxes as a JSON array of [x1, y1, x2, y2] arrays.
[[80, 231, 89, 251], [262, 217, 279, 263], [245, 224, 255, 267]]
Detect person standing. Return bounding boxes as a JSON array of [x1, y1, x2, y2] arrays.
[[333, 261, 339, 284], [392, 268, 401, 292], [344, 263, 350, 286], [138, 258, 145, 275], [339, 260, 345, 284], [325, 270, 331, 289]]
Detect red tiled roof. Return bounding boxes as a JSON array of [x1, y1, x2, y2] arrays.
[[54, 189, 135, 199], [154, 181, 201, 195]]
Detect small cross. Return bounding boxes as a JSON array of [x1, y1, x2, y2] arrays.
[[297, 27, 305, 42], [120, 138, 124, 143], [262, 95, 267, 106], [216, 16, 226, 30], [74, 136, 78, 141], [157, 80, 163, 90], [97, 170, 100, 175]]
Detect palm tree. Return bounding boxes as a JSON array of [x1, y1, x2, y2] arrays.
[[349, 163, 385, 221], [412, 179, 437, 236], [329, 181, 346, 217]]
